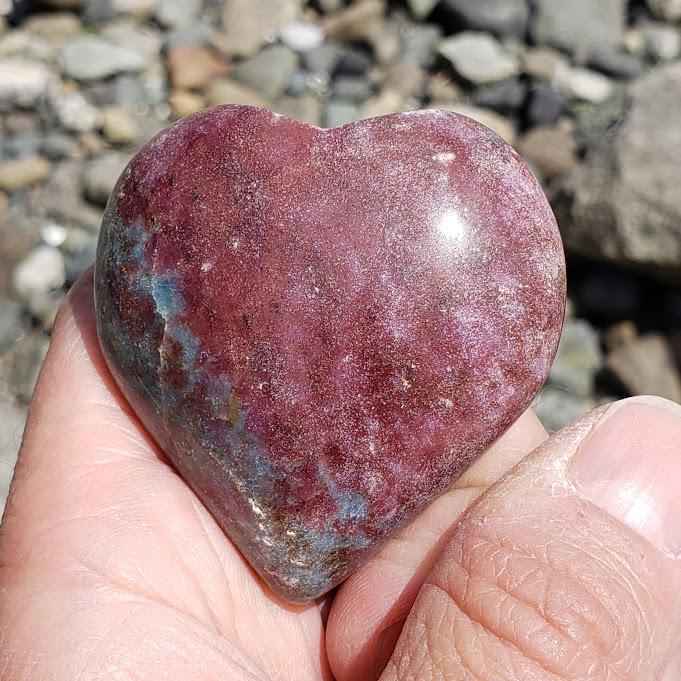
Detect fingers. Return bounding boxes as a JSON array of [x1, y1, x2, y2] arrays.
[[327, 409, 548, 681], [383, 396, 681, 681]]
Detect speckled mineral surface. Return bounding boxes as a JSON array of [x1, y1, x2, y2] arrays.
[[95, 105, 566, 601]]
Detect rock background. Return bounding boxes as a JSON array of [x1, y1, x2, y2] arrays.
[[1, 0, 680, 514]]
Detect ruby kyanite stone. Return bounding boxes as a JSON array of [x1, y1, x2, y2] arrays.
[[95, 105, 566, 602]]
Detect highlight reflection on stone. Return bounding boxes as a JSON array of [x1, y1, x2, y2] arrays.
[[95, 106, 566, 602]]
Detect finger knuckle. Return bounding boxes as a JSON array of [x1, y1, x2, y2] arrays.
[[394, 513, 652, 681]]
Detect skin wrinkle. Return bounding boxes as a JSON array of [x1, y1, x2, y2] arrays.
[[425, 581, 576, 681], [426, 528, 625, 679]]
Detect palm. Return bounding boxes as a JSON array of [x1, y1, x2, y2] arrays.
[[0, 275, 545, 681]]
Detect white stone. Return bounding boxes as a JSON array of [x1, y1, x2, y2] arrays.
[[12, 246, 66, 304], [438, 32, 517, 84], [279, 21, 325, 52], [53, 89, 102, 132], [0, 58, 51, 109], [556, 67, 614, 104]]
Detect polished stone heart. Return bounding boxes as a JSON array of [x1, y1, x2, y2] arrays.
[[95, 106, 565, 602]]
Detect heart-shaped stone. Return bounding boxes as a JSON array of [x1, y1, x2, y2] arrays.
[[95, 106, 565, 602]]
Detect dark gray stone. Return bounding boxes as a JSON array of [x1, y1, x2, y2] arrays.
[[530, 0, 626, 59], [302, 43, 345, 75], [472, 78, 527, 114], [525, 85, 564, 126], [41, 133, 79, 161], [576, 270, 642, 321], [559, 62, 681, 277], [333, 76, 374, 102], [441, 0, 529, 38], [286, 70, 310, 97], [587, 50, 645, 79], [333, 48, 373, 77]]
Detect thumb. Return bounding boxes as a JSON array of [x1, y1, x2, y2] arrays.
[[382, 397, 681, 681]]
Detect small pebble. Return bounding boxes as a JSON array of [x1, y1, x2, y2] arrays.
[[0, 157, 51, 192]]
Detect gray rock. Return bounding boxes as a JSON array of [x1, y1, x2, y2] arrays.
[[647, 0, 681, 21], [333, 76, 373, 102], [324, 100, 359, 128], [0, 397, 26, 520], [439, 32, 517, 85], [83, 0, 118, 24], [441, 0, 529, 38], [0, 59, 51, 111], [334, 48, 373, 76], [559, 62, 681, 276], [548, 318, 603, 398], [219, 0, 299, 57], [400, 23, 442, 69], [101, 21, 163, 62], [12, 245, 66, 308], [6, 331, 51, 404], [64, 232, 98, 284], [235, 45, 299, 100], [303, 43, 345, 75], [166, 21, 215, 49], [525, 85, 563, 126], [0, 298, 22, 352], [471, 78, 527, 114], [530, 0, 626, 59], [35, 161, 104, 231], [112, 74, 148, 108], [60, 37, 149, 81], [155, 0, 202, 28], [286, 70, 310, 97], [587, 50, 644, 79], [533, 386, 597, 433], [0, 136, 43, 160], [41, 133, 79, 161], [83, 154, 129, 207]]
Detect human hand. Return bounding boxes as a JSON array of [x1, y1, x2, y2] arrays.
[[2, 271, 680, 680]]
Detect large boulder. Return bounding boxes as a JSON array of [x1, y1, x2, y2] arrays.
[[558, 62, 681, 279]]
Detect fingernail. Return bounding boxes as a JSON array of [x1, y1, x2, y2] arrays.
[[569, 398, 681, 556]]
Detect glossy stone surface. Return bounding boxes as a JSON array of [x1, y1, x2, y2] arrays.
[[95, 106, 566, 602]]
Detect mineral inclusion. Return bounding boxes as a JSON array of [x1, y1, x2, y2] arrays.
[[95, 105, 566, 602]]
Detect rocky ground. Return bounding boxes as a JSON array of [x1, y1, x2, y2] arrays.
[[1, 0, 681, 514]]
